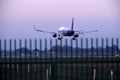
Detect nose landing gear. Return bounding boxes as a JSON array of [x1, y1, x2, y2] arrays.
[[58, 35, 63, 40], [72, 37, 76, 40]]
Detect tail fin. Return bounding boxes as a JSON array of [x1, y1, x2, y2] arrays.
[[71, 18, 74, 30]]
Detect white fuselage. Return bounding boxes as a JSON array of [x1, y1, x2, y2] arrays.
[[58, 27, 74, 36]]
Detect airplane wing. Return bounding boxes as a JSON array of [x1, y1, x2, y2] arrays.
[[34, 25, 56, 34], [75, 30, 99, 35]]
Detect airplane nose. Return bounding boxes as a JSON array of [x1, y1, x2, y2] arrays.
[[63, 31, 67, 36]]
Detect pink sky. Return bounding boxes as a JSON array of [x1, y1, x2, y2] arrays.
[[0, 0, 120, 39], [1, 0, 119, 21]]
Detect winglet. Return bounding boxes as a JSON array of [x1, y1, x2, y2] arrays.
[[71, 18, 74, 30], [91, 30, 99, 32]]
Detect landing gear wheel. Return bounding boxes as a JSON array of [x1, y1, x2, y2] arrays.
[[58, 38, 62, 40], [72, 37, 76, 40]]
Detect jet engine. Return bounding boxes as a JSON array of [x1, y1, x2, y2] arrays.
[[74, 34, 79, 38]]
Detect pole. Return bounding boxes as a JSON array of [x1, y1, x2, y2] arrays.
[[46, 68, 48, 80], [111, 70, 113, 80], [93, 69, 96, 80]]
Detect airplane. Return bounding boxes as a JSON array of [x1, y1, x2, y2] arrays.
[[34, 18, 99, 40]]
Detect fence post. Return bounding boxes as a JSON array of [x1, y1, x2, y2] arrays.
[[51, 63, 56, 80], [0, 40, 2, 79], [116, 38, 119, 80], [0, 40, 1, 60], [28, 64, 30, 72]]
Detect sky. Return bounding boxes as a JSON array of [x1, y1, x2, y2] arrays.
[[0, 0, 120, 39]]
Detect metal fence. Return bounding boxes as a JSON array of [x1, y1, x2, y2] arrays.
[[0, 38, 120, 80]]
